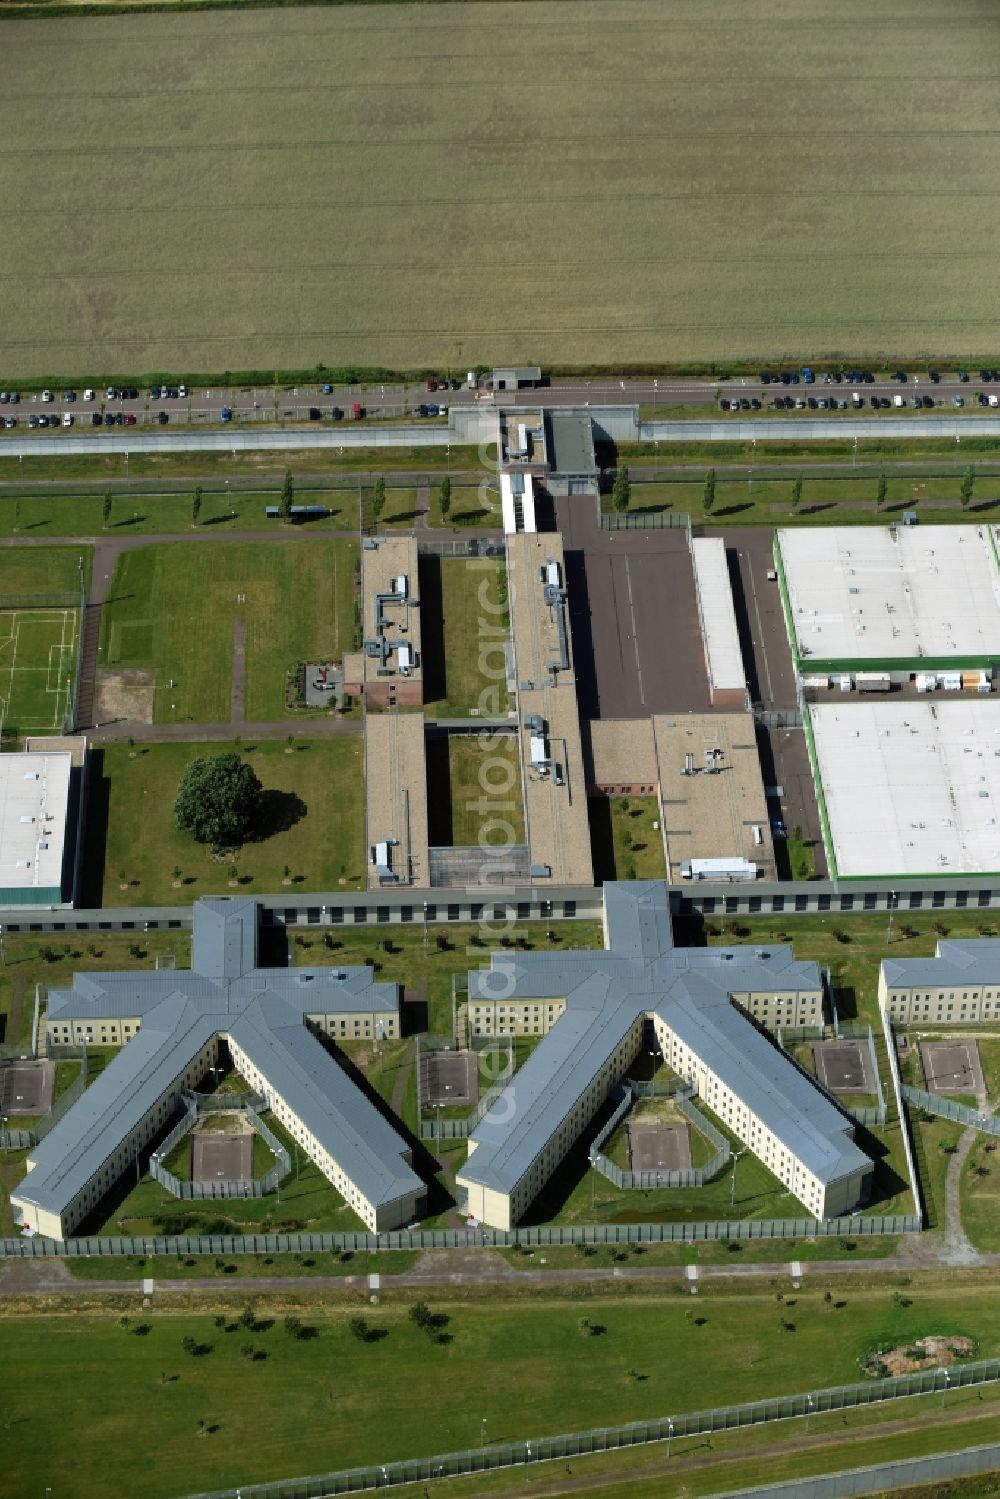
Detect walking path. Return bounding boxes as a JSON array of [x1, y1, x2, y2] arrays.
[[4, 1242, 1000, 1300], [230, 617, 247, 724], [90, 718, 362, 743]]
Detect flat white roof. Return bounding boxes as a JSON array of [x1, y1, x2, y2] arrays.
[[809, 700, 1000, 878], [0, 751, 71, 893], [691, 537, 745, 691], [778, 526, 1000, 667]]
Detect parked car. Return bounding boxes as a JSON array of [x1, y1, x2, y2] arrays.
[[427, 403, 439, 417], [220, 407, 232, 423], [3, 416, 16, 429], [426, 378, 437, 391], [157, 411, 169, 425], [149, 385, 161, 400], [322, 383, 333, 395], [106, 386, 118, 400], [104, 413, 115, 426], [62, 412, 73, 427], [64, 390, 75, 402], [954, 395, 965, 408], [417, 403, 428, 417], [41, 389, 53, 402], [330, 406, 344, 420], [91, 412, 104, 426], [177, 385, 186, 399], [124, 412, 137, 425], [308, 407, 321, 420], [83, 388, 95, 402]]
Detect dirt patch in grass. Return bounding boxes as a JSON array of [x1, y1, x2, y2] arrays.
[[95, 668, 155, 725], [862, 1335, 975, 1378]]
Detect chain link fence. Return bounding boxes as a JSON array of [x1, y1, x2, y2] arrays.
[[178, 1359, 1000, 1498]]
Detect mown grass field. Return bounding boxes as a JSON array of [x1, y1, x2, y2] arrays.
[[88, 738, 366, 904], [2, 1, 998, 375], [97, 539, 357, 721], [2, 1279, 999, 1498]]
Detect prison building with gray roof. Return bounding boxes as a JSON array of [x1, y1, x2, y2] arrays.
[[457, 883, 871, 1230], [880, 939, 1000, 1027], [12, 898, 423, 1239]]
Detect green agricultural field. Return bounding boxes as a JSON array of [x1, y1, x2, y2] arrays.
[[3, 1, 998, 377], [87, 738, 365, 905], [3, 1281, 1000, 1498], [98, 539, 357, 721]]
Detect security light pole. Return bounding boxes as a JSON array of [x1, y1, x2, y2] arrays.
[[886, 890, 898, 946], [730, 1148, 747, 1209]]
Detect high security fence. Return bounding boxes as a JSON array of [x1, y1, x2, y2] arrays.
[[588, 1083, 730, 1190], [599, 507, 691, 531], [715, 1443, 1000, 1499], [179, 1357, 1000, 1499], [0, 1211, 920, 1261], [149, 1096, 290, 1200], [902, 1082, 1000, 1137], [0, 1049, 88, 1150], [416, 1035, 514, 1142], [775, 1022, 887, 1129]]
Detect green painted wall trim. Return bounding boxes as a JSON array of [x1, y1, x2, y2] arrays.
[[837, 869, 1000, 882], [801, 656, 998, 676]]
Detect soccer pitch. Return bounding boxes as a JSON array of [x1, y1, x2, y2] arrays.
[[0, 608, 77, 736], [1, 0, 998, 375]]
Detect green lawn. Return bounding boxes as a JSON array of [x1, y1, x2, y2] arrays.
[[0, 930, 192, 1052], [422, 556, 510, 718], [3, 1280, 1000, 1498], [88, 738, 365, 905], [290, 922, 604, 1040], [98, 539, 358, 722], [962, 1138, 1000, 1252], [603, 1096, 718, 1173], [425, 734, 525, 847], [0, 545, 90, 597], [89, 1111, 367, 1238], [590, 797, 666, 882], [0, 546, 89, 735], [2, 487, 366, 537]]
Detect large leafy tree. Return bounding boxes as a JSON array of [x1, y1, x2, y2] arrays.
[[174, 752, 264, 848]]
